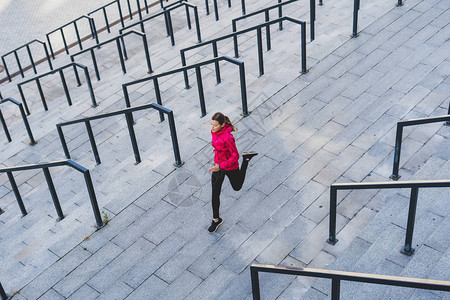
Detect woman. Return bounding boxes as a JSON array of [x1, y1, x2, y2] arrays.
[[208, 112, 258, 233]]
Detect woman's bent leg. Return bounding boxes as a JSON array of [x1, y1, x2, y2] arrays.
[[227, 159, 250, 191], [211, 170, 225, 218]]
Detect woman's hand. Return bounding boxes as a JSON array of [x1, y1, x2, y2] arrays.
[[208, 164, 220, 172]]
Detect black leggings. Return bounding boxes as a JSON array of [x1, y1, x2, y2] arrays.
[[211, 159, 249, 219]]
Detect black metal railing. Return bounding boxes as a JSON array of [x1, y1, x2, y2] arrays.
[[119, 1, 202, 46], [0, 97, 36, 145], [352, 0, 403, 37], [88, 0, 125, 33], [0, 160, 104, 228], [232, 0, 316, 42], [327, 179, 450, 255], [205, 0, 233, 21], [180, 16, 307, 80], [46, 15, 99, 59], [122, 56, 248, 118], [0, 282, 6, 300], [390, 115, 450, 181], [56, 103, 183, 166], [17, 62, 97, 115], [250, 264, 450, 300], [70, 30, 152, 81], [1, 39, 53, 82]]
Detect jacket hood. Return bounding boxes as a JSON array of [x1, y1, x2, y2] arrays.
[[211, 123, 233, 136]]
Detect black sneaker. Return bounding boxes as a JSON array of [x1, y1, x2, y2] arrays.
[[242, 152, 258, 161], [208, 218, 223, 233]]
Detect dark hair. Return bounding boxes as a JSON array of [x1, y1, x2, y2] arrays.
[[211, 112, 237, 131]]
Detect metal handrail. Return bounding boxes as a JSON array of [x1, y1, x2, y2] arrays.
[[46, 15, 99, 59], [327, 179, 450, 255], [56, 103, 183, 167], [180, 16, 307, 84], [250, 264, 450, 300], [390, 115, 450, 180], [0, 97, 36, 145], [352, 0, 403, 37], [232, 0, 316, 42], [122, 56, 248, 118], [88, 0, 125, 33], [17, 62, 97, 115], [205, 0, 233, 21], [70, 30, 152, 81], [1, 39, 53, 82], [0, 159, 104, 228], [0, 282, 6, 300], [119, 1, 202, 46]]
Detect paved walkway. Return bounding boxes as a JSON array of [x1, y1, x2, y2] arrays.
[[0, 0, 449, 299]]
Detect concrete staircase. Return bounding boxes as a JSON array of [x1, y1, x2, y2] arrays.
[[0, 0, 449, 298]]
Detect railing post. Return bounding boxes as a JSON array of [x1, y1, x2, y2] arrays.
[[185, 4, 192, 30], [116, 38, 127, 74], [167, 10, 175, 46], [167, 110, 184, 167], [397, 0, 403, 6], [212, 42, 221, 84], [90, 49, 101, 81], [125, 112, 141, 164], [0, 282, 7, 300], [85, 121, 101, 165], [83, 67, 98, 107], [310, 0, 316, 41], [60, 28, 69, 54], [117, 0, 125, 28], [142, 34, 153, 73], [193, 6, 202, 43], [57, 126, 71, 159], [331, 278, 341, 300], [153, 78, 165, 122], [241, 0, 246, 15], [59, 70, 72, 106], [123, 85, 131, 107], [26, 44, 37, 74], [74, 22, 83, 50], [278, 0, 283, 30], [46, 34, 55, 59], [43, 43, 54, 70], [90, 18, 100, 46], [71, 58, 82, 86], [180, 51, 190, 89], [83, 170, 104, 228], [126, 0, 133, 19], [17, 85, 31, 115], [1, 56, 11, 82], [352, 0, 360, 37], [0, 109, 12, 143], [121, 34, 128, 60], [36, 78, 49, 111], [232, 22, 239, 58], [256, 28, 264, 77], [43, 167, 64, 221], [265, 10, 271, 51], [205, 0, 210, 15], [163, 8, 171, 36], [327, 186, 338, 245], [18, 103, 36, 145], [390, 123, 403, 181], [401, 187, 419, 256], [195, 66, 207, 117], [300, 21, 308, 73], [213, 0, 219, 21], [238, 62, 249, 117], [228, 0, 232, 8], [7, 171, 27, 216], [13, 51, 24, 78], [250, 267, 261, 300], [103, 7, 111, 33]]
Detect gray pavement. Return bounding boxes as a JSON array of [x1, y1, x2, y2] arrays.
[[0, 0, 449, 299]]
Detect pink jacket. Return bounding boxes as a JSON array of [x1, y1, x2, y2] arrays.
[[211, 124, 239, 170]]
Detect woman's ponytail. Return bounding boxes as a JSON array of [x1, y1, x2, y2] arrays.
[[212, 112, 237, 131]]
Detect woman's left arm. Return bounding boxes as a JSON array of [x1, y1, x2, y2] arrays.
[[219, 136, 239, 169]]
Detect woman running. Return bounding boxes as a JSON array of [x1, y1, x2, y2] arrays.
[[208, 112, 258, 233]]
